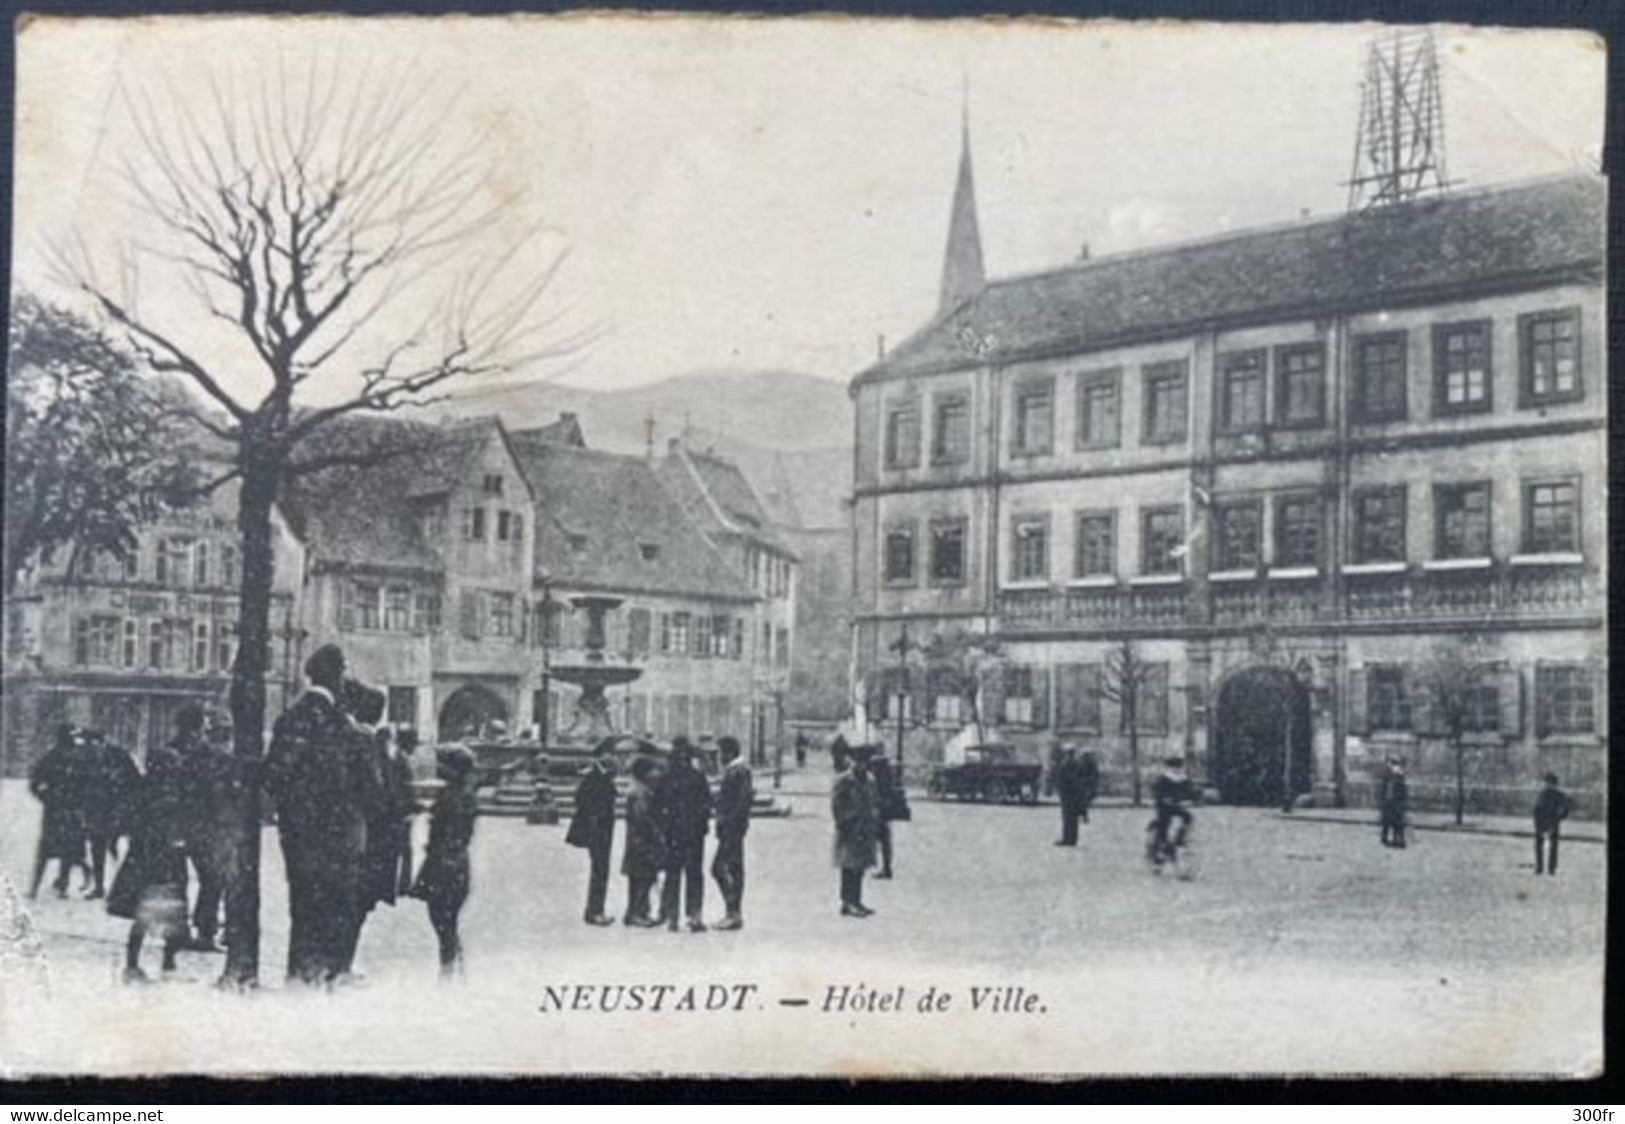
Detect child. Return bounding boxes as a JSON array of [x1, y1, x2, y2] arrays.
[[409, 747, 478, 980], [1532, 773, 1570, 876]]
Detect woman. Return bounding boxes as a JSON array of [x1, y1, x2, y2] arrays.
[[106, 735, 188, 983], [620, 756, 666, 927], [831, 745, 881, 918], [410, 747, 479, 980]]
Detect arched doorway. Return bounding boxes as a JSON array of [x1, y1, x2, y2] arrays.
[[438, 684, 509, 743], [1210, 666, 1312, 806]]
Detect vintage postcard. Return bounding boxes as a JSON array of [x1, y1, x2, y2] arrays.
[[0, 13, 1605, 1078]]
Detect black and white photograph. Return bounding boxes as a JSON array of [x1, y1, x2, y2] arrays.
[[0, 13, 1606, 1078]]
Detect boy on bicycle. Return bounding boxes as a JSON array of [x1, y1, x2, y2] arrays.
[[1151, 755, 1195, 861]]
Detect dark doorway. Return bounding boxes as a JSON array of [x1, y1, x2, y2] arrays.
[[1211, 666, 1312, 806], [438, 684, 510, 743]]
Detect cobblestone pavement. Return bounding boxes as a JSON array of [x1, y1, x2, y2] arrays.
[[0, 780, 1603, 1077]]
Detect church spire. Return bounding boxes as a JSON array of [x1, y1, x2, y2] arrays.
[[938, 97, 986, 317]]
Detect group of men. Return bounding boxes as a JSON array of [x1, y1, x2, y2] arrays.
[[567, 734, 754, 931]]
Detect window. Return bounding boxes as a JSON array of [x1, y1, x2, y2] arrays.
[[488, 592, 514, 638], [1011, 516, 1049, 582], [148, 619, 179, 670], [1352, 487, 1407, 564], [929, 518, 967, 585], [884, 402, 921, 469], [931, 394, 970, 464], [1275, 344, 1325, 426], [1368, 665, 1411, 731], [497, 511, 515, 541], [628, 608, 652, 654], [775, 626, 790, 669], [123, 549, 141, 582], [483, 474, 504, 495], [1217, 350, 1266, 433], [732, 618, 744, 662], [508, 515, 525, 564], [640, 543, 660, 562], [1353, 332, 1407, 422], [1213, 500, 1263, 571], [121, 619, 139, 669], [1524, 480, 1579, 554], [1536, 664, 1595, 736], [1141, 507, 1184, 575], [157, 539, 192, 587], [1122, 662, 1169, 734], [413, 592, 441, 633], [220, 544, 237, 589], [1520, 309, 1582, 406], [192, 621, 210, 673], [1274, 494, 1321, 568], [458, 591, 483, 640], [193, 542, 210, 587], [462, 507, 487, 542], [1056, 663, 1102, 732], [1433, 321, 1492, 415], [1002, 665, 1036, 726], [927, 666, 963, 724], [1012, 378, 1055, 456], [1459, 668, 1500, 734], [712, 616, 732, 659], [693, 615, 713, 658], [387, 687, 418, 727], [1074, 512, 1115, 578], [214, 622, 236, 674], [1075, 369, 1121, 449], [1142, 361, 1188, 444], [1435, 483, 1491, 560], [385, 587, 412, 632], [418, 506, 446, 544], [873, 667, 910, 723], [669, 612, 692, 655], [883, 524, 915, 584], [74, 616, 118, 666], [355, 582, 381, 630]]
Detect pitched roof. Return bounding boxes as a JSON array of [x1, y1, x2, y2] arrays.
[[520, 412, 586, 447], [508, 435, 753, 603], [856, 173, 1605, 386], [658, 446, 796, 557]]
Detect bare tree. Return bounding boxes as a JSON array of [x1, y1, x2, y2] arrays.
[[51, 61, 590, 987], [1101, 637, 1156, 807], [919, 628, 1005, 745], [5, 292, 200, 595], [1411, 638, 1494, 826]]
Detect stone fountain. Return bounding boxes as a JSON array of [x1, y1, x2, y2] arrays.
[[550, 594, 643, 742]]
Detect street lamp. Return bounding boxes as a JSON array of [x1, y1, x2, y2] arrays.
[[537, 573, 553, 756], [887, 619, 917, 771]]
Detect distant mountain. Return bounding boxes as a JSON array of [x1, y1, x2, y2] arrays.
[[438, 368, 854, 528]]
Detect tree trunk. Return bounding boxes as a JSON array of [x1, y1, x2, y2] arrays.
[[1127, 693, 1142, 807], [1454, 737, 1465, 826], [221, 446, 281, 988]]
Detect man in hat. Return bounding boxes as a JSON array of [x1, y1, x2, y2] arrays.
[[264, 644, 384, 986], [1149, 755, 1194, 866], [1532, 772, 1570, 876], [657, 738, 713, 932], [1051, 742, 1082, 847], [177, 712, 239, 952], [1378, 757, 1409, 849], [710, 736, 753, 930], [831, 744, 881, 917], [566, 740, 619, 926], [28, 724, 90, 900]]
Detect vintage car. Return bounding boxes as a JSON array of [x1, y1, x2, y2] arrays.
[[926, 743, 1043, 804]]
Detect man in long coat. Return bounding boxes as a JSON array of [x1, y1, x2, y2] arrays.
[[28, 724, 89, 899], [177, 714, 239, 952], [1052, 744, 1082, 847], [264, 645, 383, 987], [657, 739, 713, 932], [82, 730, 140, 900], [710, 736, 753, 930], [832, 744, 881, 917], [566, 740, 619, 926], [621, 756, 665, 926]]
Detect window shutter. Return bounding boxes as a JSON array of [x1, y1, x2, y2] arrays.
[[1055, 664, 1079, 729], [459, 592, 479, 639], [1497, 665, 1522, 738], [1347, 668, 1369, 735], [1595, 662, 1608, 740], [338, 581, 355, 632], [1031, 665, 1051, 729], [1533, 661, 1550, 738]]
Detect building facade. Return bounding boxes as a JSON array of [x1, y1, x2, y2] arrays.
[[849, 146, 1606, 815]]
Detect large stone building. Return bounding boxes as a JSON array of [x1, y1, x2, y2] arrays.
[[849, 131, 1606, 815]]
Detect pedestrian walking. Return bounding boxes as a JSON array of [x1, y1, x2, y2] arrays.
[[710, 736, 752, 930], [409, 746, 479, 981], [871, 754, 906, 879], [263, 645, 384, 988], [27, 724, 90, 900], [621, 755, 666, 927], [657, 739, 713, 932], [106, 731, 188, 984], [567, 740, 619, 926], [832, 744, 881, 917], [177, 713, 239, 953], [794, 731, 808, 770], [81, 730, 140, 900], [1533, 773, 1570, 876], [1378, 757, 1409, 849]]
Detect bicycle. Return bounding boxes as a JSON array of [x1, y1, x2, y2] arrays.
[[1145, 813, 1198, 881]]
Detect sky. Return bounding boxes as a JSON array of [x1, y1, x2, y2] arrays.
[[12, 16, 1605, 401]]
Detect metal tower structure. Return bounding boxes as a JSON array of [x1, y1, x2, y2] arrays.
[[1346, 28, 1453, 213]]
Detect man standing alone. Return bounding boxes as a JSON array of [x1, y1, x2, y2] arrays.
[[1533, 773, 1570, 876], [1052, 744, 1081, 847], [567, 741, 619, 926], [710, 736, 753, 930]]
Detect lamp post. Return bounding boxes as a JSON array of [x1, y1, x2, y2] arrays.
[[887, 619, 917, 771], [537, 574, 553, 756]]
